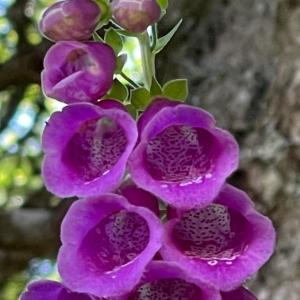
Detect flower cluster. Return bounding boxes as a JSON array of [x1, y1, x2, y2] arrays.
[[21, 0, 275, 299]]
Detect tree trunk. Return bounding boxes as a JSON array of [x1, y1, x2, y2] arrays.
[[158, 0, 300, 299]]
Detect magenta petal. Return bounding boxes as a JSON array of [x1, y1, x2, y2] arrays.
[[58, 194, 163, 297], [221, 286, 257, 300], [39, 0, 101, 42], [97, 99, 127, 111], [42, 103, 138, 198], [20, 280, 106, 300], [129, 103, 239, 209], [121, 261, 221, 300], [160, 184, 276, 291], [118, 179, 160, 216], [42, 41, 116, 104]]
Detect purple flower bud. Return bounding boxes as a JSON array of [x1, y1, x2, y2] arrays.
[[20, 280, 106, 300], [160, 184, 276, 291], [121, 261, 221, 300], [57, 194, 163, 297], [39, 0, 101, 42], [42, 103, 137, 197], [221, 286, 257, 300], [42, 41, 116, 104], [129, 99, 239, 209], [111, 0, 161, 33], [118, 179, 160, 215]]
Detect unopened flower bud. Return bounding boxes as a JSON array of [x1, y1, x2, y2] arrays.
[[112, 0, 161, 33], [39, 0, 101, 42]]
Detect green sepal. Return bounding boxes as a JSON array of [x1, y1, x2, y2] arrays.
[[156, 0, 168, 10], [92, 32, 104, 42], [154, 19, 182, 54], [150, 77, 163, 96], [131, 87, 151, 109], [115, 54, 127, 74], [95, 0, 112, 30], [125, 104, 137, 119], [162, 79, 188, 101], [104, 28, 123, 55], [106, 79, 129, 101]]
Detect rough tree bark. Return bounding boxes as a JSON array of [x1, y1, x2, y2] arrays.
[[0, 0, 299, 299], [157, 0, 300, 299]]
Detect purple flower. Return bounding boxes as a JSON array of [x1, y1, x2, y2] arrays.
[[121, 261, 221, 300], [118, 179, 160, 216], [20, 280, 105, 300], [111, 0, 161, 33], [42, 41, 116, 104], [39, 0, 101, 42], [129, 99, 239, 209], [160, 184, 276, 291], [42, 103, 137, 197], [221, 286, 257, 300], [58, 194, 163, 297]]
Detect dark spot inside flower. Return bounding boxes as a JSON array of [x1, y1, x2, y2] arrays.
[[80, 210, 150, 273], [62, 117, 127, 182], [172, 204, 252, 263], [145, 126, 219, 184], [128, 278, 204, 300]]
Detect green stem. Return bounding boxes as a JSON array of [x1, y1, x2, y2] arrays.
[[120, 72, 140, 88], [138, 32, 155, 90]]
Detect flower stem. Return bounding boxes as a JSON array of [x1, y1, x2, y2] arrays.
[[120, 72, 140, 88], [138, 31, 155, 90]]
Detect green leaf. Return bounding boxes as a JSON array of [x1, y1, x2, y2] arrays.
[[107, 79, 128, 101], [154, 19, 182, 54], [104, 28, 123, 54], [162, 79, 188, 100], [95, 0, 112, 30], [131, 87, 151, 109], [125, 104, 137, 119], [150, 77, 163, 96], [115, 54, 127, 74], [157, 0, 168, 10]]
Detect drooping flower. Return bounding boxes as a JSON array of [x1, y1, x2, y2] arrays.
[[221, 286, 257, 300], [160, 184, 276, 291], [42, 103, 137, 197], [42, 41, 116, 104], [39, 0, 101, 42], [121, 261, 221, 300], [118, 179, 160, 216], [129, 99, 239, 209], [111, 0, 161, 33], [20, 280, 106, 300], [58, 194, 163, 297]]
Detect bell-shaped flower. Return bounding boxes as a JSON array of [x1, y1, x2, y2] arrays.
[[20, 280, 106, 300], [57, 194, 163, 297], [121, 261, 221, 300], [42, 41, 115, 104], [111, 0, 161, 33], [42, 103, 137, 197], [39, 0, 101, 42], [221, 286, 257, 300], [129, 99, 239, 209], [160, 184, 276, 291]]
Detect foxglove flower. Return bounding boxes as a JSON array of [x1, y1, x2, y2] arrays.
[[42, 103, 137, 197], [20, 280, 105, 300], [221, 286, 257, 300], [121, 261, 221, 300], [160, 184, 276, 291], [42, 41, 116, 103], [58, 194, 163, 297], [129, 99, 239, 209], [118, 179, 160, 215], [112, 0, 161, 33], [39, 0, 101, 42]]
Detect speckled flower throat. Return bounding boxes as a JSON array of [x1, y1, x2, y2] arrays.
[[20, 0, 275, 299]]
